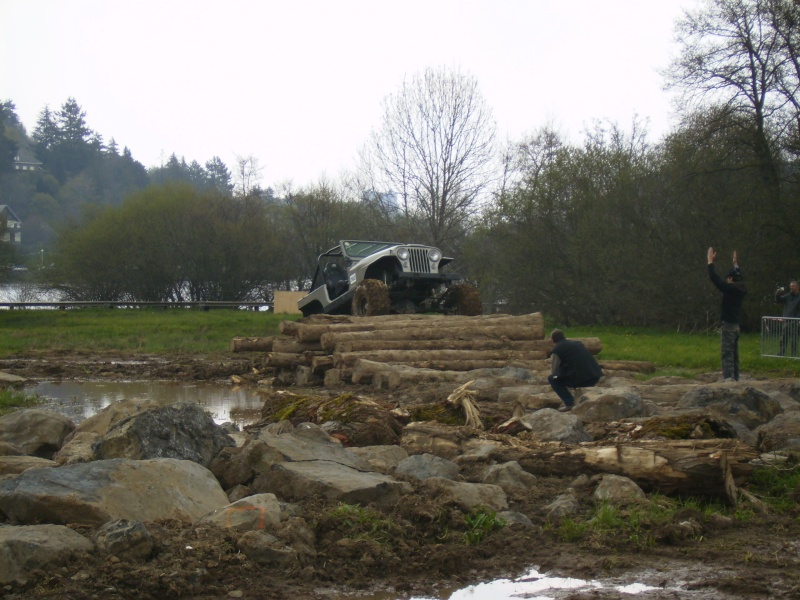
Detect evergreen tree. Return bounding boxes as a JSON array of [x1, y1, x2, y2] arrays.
[[0, 100, 20, 174]]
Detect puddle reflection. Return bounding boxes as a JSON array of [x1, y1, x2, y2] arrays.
[[25, 381, 265, 426]]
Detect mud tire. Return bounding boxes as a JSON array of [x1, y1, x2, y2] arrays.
[[447, 282, 482, 316], [352, 279, 391, 317]]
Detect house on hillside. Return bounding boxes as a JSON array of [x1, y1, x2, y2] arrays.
[[0, 205, 22, 244], [13, 145, 43, 172]]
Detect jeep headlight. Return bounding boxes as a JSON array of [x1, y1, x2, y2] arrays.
[[428, 249, 442, 263], [397, 247, 410, 260]]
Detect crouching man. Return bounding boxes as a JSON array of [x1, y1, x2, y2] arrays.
[[547, 329, 603, 412]]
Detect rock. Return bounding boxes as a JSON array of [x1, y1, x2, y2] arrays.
[[0, 458, 230, 526], [0, 409, 75, 459], [420, 477, 508, 512], [198, 493, 283, 532], [497, 510, 534, 527], [395, 453, 460, 480], [0, 372, 26, 384], [93, 519, 154, 560], [678, 386, 782, 429], [92, 402, 235, 467], [518, 408, 592, 444], [0, 524, 94, 584], [546, 490, 580, 518], [236, 530, 298, 566], [0, 442, 24, 456], [756, 411, 800, 452], [574, 388, 657, 421], [594, 474, 646, 505], [400, 422, 466, 459], [348, 444, 409, 474], [53, 431, 100, 465], [482, 461, 537, 493], [0, 455, 57, 476]]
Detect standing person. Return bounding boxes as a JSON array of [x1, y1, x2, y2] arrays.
[[707, 247, 747, 381], [776, 280, 800, 356], [547, 329, 603, 411]]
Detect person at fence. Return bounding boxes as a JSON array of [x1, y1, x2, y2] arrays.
[[707, 247, 747, 381], [776, 280, 800, 356], [547, 329, 603, 412]]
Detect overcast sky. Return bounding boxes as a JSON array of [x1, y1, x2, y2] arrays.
[[1, 0, 698, 188]]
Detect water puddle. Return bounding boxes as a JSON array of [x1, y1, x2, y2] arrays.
[[24, 381, 265, 427]]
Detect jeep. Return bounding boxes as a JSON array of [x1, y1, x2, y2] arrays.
[[297, 240, 481, 317]]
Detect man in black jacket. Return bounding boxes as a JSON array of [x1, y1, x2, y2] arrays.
[[707, 247, 747, 381], [547, 329, 603, 411]]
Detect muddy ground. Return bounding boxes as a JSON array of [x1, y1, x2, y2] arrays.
[[2, 351, 800, 600]]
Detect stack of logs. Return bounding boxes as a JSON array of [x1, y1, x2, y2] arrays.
[[231, 312, 654, 389]]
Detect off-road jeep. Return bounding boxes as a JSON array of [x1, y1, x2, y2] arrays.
[[297, 240, 482, 317]]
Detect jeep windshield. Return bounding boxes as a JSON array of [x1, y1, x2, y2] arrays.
[[341, 241, 396, 259]]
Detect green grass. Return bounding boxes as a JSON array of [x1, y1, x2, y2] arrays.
[[0, 388, 41, 415], [0, 308, 296, 356], [552, 324, 800, 378], [1, 310, 798, 378]]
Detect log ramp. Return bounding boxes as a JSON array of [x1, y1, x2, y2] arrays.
[[232, 313, 757, 506], [231, 312, 655, 389]]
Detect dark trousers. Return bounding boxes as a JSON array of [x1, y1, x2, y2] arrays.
[[548, 374, 600, 408], [721, 322, 740, 381]]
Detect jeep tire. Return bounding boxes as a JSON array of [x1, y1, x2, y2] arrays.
[[352, 279, 391, 317]]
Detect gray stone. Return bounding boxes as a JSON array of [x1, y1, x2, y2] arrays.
[[199, 493, 283, 532], [574, 388, 657, 421], [756, 411, 800, 452], [0, 524, 94, 584], [420, 477, 508, 512], [0, 409, 75, 458], [93, 519, 153, 560], [678, 386, 782, 429], [348, 444, 409, 473], [0, 458, 229, 526], [395, 453, 460, 480], [92, 402, 235, 467], [482, 461, 537, 493], [594, 474, 646, 505], [519, 408, 592, 444]]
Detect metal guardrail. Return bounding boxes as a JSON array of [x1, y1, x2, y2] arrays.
[[761, 316, 800, 359], [0, 301, 271, 310]]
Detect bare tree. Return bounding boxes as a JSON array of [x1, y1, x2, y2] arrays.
[[361, 67, 497, 250], [234, 154, 263, 197], [665, 0, 794, 186]]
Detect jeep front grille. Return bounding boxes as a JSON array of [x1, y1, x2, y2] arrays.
[[408, 248, 432, 273]]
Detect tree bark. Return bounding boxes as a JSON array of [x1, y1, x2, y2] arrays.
[[230, 336, 274, 353], [333, 349, 548, 369]]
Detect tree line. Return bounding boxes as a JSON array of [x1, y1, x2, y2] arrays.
[[1, 0, 799, 331]]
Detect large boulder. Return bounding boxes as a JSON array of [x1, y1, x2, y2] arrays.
[[756, 411, 800, 452], [55, 397, 167, 465], [198, 493, 283, 532], [678, 386, 783, 429], [419, 477, 508, 512], [92, 402, 235, 467], [0, 458, 229, 526], [574, 388, 657, 421], [395, 453, 460, 481], [0, 409, 75, 458], [0, 524, 94, 584], [518, 408, 592, 444], [0, 456, 57, 476]]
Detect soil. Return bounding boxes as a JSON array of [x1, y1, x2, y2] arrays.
[[2, 351, 800, 600]]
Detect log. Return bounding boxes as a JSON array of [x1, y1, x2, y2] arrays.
[[230, 336, 274, 353], [598, 360, 656, 374], [508, 439, 755, 504], [321, 323, 546, 350], [333, 337, 602, 354], [333, 349, 548, 369], [264, 352, 324, 368], [351, 359, 471, 386], [311, 355, 334, 372], [278, 320, 302, 336], [272, 337, 324, 353], [301, 313, 545, 343]]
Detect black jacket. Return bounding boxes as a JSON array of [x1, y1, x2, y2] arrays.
[[776, 290, 800, 319], [551, 339, 603, 384], [708, 264, 747, 324]]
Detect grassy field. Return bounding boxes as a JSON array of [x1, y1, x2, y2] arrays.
[[0, 309, 799, 378]]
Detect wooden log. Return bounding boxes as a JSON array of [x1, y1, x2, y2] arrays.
[[272, 337, 324, 353], [278, 320, 302, 336], [264, 352, 322, 368], [335, 338, 540, 353], [311, 355, 335, 372], [333, 349, 548, 369], [509, 439, 756, 504], [351, 359, 471, 386], [230, 336, 274, 353], [598, 360, 656, 374], [301, 313, 545, 344]]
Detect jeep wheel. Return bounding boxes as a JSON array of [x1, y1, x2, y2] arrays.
[[447, 282, 482, 316], [352, 279, 391, 316]]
